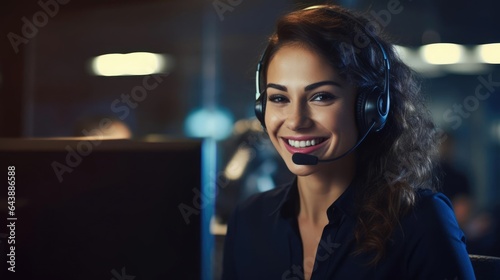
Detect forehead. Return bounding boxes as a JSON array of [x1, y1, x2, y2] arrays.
[[266, 44, 339, 81]]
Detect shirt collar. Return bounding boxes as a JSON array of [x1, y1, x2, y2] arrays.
[[269, 176, 358, 221]]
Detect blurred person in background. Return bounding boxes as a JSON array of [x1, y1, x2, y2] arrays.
[[73, 115, 132, 139], [439, 134, 500, 257], [439, 133, 473, 228]]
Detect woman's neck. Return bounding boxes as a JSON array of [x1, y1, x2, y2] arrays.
[[296, 157, 355, 225]]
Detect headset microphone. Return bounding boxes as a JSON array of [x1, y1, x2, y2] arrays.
[[292, 121, 375, 165]]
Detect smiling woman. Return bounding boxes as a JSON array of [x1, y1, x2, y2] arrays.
[[222, 4, 475, 280]]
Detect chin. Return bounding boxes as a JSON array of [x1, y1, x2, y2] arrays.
[[284, 159, 318, 177]]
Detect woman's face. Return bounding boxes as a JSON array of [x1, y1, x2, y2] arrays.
[[264, 44, 358, 176]]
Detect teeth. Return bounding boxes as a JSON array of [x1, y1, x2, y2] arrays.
[[287, 138, 323, 148]]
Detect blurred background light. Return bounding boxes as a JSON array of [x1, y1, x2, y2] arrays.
[[90, 52, 173, 76], [396, 44, 496, 76], [185, 108, 234, 140], [223, 146, 251, 180], [476, 43, 500, 64], [420, 43, 465, 65], [395, 45, 445, 78]]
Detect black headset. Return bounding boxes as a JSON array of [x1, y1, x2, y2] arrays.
[[254, 5, 391, 136]]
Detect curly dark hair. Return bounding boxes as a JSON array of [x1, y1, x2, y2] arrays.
[[259, 5, 440, 264]]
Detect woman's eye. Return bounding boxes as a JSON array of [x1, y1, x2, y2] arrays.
[[268, 94, 288, 103], [311, 92, 336, 102]]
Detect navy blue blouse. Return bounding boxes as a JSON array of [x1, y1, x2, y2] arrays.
[[222, 179, 475, 279]]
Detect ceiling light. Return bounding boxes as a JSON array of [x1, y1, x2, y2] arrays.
[[420, 43, 465, 65], [90, 52, 173, 76], [394, 45, 445, 77], [476, 43, 500, 64]]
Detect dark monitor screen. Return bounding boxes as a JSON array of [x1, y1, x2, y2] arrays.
[[0, 138, 202, 280]]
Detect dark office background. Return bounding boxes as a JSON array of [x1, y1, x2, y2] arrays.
[[1, 0, 499, 279]]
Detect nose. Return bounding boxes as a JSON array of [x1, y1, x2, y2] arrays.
[[286, 101, 313, 131]]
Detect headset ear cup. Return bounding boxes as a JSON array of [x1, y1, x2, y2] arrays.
[[356, 86, 384, 135], [356, 88, 369, 135], [255, 93, 266, 128]]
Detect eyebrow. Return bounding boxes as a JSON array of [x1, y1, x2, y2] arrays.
[[266, 80, 342, 92], [305, 81, 343, 91]]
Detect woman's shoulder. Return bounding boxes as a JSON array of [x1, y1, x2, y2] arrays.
[[401, 188, 462, 239], [396, 189, 474, 278], [411, 188, 454, 220]]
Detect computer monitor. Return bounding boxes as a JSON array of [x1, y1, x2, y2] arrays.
[[0, 138, 202, 280]]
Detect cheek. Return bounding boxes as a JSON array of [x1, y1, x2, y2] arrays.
[[320, 106, 358, 138], [264, 106, 281, 131], [264, 112, 280, 141], [264, 109, 287, 152]]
